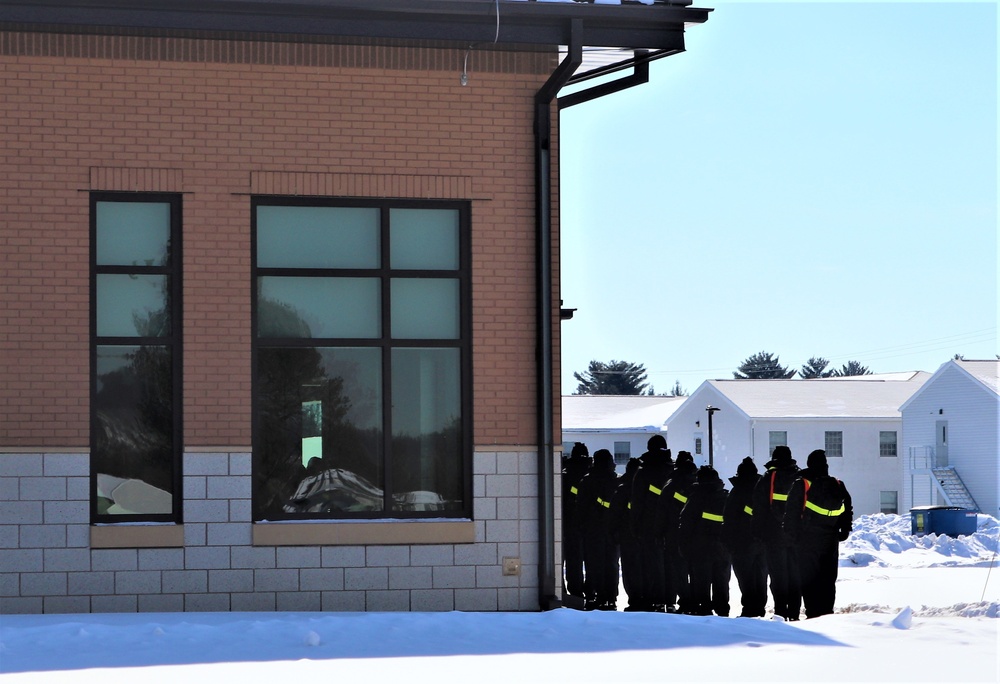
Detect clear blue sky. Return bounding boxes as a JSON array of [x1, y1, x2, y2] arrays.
[[558, 0, 997, 395]]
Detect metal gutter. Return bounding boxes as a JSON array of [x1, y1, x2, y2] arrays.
[[535, 17, 582, 612]]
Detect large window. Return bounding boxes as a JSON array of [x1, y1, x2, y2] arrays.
[[613, 441, 630, 466], [91, 194, 182, 522], [252, 198, 471, 520], [879, 431, 898, 457], [825, 431, 843, 458], [880, 490, 898, 514]]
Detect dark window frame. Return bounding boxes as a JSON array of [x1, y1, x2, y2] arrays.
[[89, 192, 183, 524], [879, 430, 898, 457], [250, 195, 474, 521], [824, 430, 843, 458]]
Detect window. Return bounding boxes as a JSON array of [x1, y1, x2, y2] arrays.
[[768, 431, 787, 456], [879, 431, 898, 457], [694, 437, 703, 456], [252, 198, 471, 520], [880, 490, 898, 514], [825, 431, 843, 458], [613, 441, 630, 465], [91, 194, 182, 522]]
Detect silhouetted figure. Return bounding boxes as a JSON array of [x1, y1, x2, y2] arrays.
[[577, 449, 621, 610], [752, 445, 802, 620], [662, 451, 697, 613], [679, 465, 731, 617], [562, 442, 591, 602], [611, 457, 642, 611], [629, 434, 673, 611], [784, 449, 853, 619], [723, 457, 768, 617]]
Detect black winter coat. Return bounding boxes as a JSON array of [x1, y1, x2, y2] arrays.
[[678, 479, 729, 560], [630, 449, 673, 539], [783, 467, 853, 547], [751, 460, 800, 545], [722, 473, 761, 555]]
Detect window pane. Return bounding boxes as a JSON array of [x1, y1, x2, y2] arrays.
[[96, 201, 171, 266], [257, 347, 383, 517], [768, 431, 787, 455], [390, 348, 463, 513], [880, 490, 898, 514], [825, 431, 843, 457], [93, 345, 174, 515], [257, 205, 379, 269], [390, 208, 459, 270], [391, 278, 459, 339], [258, 276, 380, 338], [96, 274, 170, 337], [880, 431, 898, 457]]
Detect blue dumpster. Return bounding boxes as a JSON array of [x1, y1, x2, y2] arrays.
[[910, 505, 978, 536]]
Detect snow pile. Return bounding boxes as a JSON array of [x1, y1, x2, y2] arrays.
[[841, 513, 999, 568]]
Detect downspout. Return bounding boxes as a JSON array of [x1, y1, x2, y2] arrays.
[[536, 18, 582, 611]]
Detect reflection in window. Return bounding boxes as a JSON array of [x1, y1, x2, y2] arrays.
[[91, 194, 180, 522], [253, 198, 470, 520]]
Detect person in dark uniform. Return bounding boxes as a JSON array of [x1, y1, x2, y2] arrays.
[[723, 456, 768, 618], [629, 434, 673, 611], [576, 449, 621, 610], [610, 457, 642, 611], [752, 445, 802, 620], [661, 451, 697, 614], [784, 449, 853, 619], [678, 465, 731, 617], [562, 442, 591, 604]]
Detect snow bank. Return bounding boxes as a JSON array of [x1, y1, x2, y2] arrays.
[[841, 513, 1000, 568]]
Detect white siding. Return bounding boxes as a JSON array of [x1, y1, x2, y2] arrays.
[[902, 363, 1000, 515]]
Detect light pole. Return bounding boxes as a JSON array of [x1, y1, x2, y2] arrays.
[[706, 405, 720, 468]]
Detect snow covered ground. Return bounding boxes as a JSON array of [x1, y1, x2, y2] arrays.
[[2, 513, 998, 683]]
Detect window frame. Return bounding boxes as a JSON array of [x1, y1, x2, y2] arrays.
[[879, 430, 898, 457], [880, 490, 899, 514], [613, 441, 630, 466], [824, 430, 843, 458], [768, 431, 787, 456], [250, 196, 473, 522], [89, 192, 183, 524]]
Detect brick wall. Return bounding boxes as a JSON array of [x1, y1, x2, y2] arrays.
[[0, 32, 561, 448]]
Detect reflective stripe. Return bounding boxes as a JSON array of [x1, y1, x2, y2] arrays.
[[628, 502, 632, 510], [570, 486, 579, 496], [649, 485, 662, 496], [743, 505, 753, 516], [772, 493, 788, 502], [701, 511, 724, 523], [597, 497, 611, 509], [805, 500, 846, 517], [673, 491, 688, 504]]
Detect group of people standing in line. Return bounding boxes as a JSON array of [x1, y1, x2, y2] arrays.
[[562, 436, 853, 620]]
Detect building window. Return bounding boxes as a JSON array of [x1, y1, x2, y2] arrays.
[[91, 194, 182, 522], [613, 441, 630, 465], [694, 437, 703, 456], [252, 198, 471, 520], [825, 431, 843, 457], [879, 431, 898, 457], [768, 431, 787, 456], [880, 490, 898, 514]]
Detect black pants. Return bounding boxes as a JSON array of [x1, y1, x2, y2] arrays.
[[564, 527, 585, 597], [584, 534, 621, 605], [731, 544, 768, 617], [664, 541, 687, 612], [765, 542, 801, 620], [636, 536, 665, 609], [687, 549, 731, 617], [619, 535, 643, 608], [798, 539, 839, 618]]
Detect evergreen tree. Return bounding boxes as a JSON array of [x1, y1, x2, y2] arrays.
[[833, 360, 873, 376], [733, 351, 796, 379], [668, 379, 687, 397], [573, 360, 651, 395], [800, 356, 835, 379]]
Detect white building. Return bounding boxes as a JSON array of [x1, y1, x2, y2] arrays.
[[663, 373, 930, 515], [561, 395, 687, 469], [900, 359, 1000, 516]]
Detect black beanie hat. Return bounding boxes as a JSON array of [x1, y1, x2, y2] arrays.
[[807, 449, 827, 469], [771, 445, 792, 464], [593, 449, 614, 470], [570, 442, 589, 458], [625, 457, 641, 475], [676, 450, 694, 465], [647, 434, 667, 451], [696, 465, 719, 486], [736, 456, 758, 478]]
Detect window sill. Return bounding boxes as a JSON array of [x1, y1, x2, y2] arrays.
[[91, 524, 185, 548], [252, 520, 475, 546]]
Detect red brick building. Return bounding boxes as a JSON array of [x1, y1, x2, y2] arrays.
[[0, 0, 709, 613]]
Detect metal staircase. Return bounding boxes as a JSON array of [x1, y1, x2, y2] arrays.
[[930, 466, 980, 511]]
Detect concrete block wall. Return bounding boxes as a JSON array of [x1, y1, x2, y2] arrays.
[[0, 448, 548, 613]]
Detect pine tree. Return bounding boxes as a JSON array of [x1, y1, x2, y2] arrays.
[[733, 351, 796, 379], [668, 380, 687, 397], [573, 360, 651, 395], [833, 360, 872, 376], [800, 356, 835, 379]]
